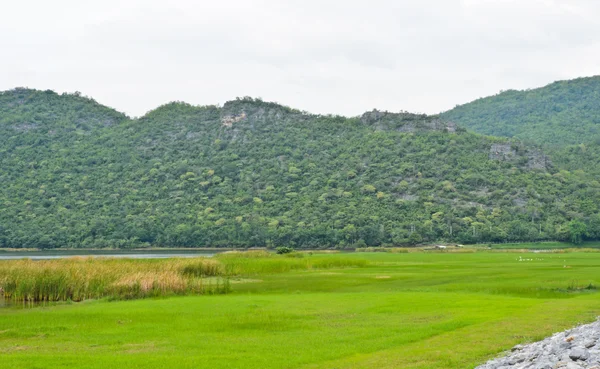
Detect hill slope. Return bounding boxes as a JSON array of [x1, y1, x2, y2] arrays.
[[1, 90, 599, 249], [441, 76, 600, 146]]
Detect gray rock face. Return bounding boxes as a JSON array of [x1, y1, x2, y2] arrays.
[[359, 109, 457, 133], [489, 143, 516, 161], [476, 319, 600, 369], [488, 143, 551, 170], [570, 347, 591, 361]]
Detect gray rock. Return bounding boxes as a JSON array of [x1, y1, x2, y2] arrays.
[[508, 354, 527, 365], [556, 362, 584, 369], [560, 353, 573, 362], [475, 319, 600, 369], [533, 360, 553, 369], [570, 347, 590, 361], [512, 344, 526, 352], [565, 363, 584, 369], [560, 340, 574, 350]]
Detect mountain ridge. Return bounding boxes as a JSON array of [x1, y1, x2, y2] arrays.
[[441, 75, 600, 146], [0, 87, 598, 249]]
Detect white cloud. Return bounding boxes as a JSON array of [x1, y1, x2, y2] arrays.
[[0, 0, 598, 117]]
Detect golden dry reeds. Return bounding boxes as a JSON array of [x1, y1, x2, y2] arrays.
[[0, 257, 228, 302]]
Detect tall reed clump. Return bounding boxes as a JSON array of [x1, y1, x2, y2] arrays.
[[0, 257, 228, 302]]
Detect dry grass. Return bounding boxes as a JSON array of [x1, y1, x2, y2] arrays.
[[0, 257, 228, 302], [219, 250, 272, 258], [554, 248, 600, 253]]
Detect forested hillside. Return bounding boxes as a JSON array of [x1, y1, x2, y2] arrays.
[[1, 88, 600, 249], [441, 76, 600, 146]]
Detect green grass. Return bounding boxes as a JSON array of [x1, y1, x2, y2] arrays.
[[1, 252, 600, 369], [485, 241, 600, 250]]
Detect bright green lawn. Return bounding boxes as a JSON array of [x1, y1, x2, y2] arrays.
[[1, 252, 600, 369]]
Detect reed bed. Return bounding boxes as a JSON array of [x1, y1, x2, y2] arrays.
[[0, 252, 368, 302], [0, 257, 227, 302], [550, 248, 600, 253]]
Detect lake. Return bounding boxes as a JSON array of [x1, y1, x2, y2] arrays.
[[0, 250, 218, 260]]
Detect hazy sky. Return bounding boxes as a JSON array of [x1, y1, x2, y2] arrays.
[[1, 0, 599, 117]]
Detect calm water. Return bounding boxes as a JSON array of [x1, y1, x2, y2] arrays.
[[0, 296, 66, 309], [0, 250, 217, 260]]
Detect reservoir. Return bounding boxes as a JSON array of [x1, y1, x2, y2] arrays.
[[0, 250, 218, 260]]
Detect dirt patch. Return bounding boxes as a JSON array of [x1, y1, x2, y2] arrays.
[[229, 278, 263, 284], [0, 345, 31, 353], [122, 342, 157, 354], [221, 112, 247, 127]]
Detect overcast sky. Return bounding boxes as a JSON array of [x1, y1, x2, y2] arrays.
[[1, 0, 599, 117]]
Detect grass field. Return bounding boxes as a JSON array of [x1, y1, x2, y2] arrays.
[[484, 241, 600, 250], [1, 252, 600, 369]]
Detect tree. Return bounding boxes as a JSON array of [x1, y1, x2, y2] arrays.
[[568, 220, 587, 245], [408, 232, 422, 246]]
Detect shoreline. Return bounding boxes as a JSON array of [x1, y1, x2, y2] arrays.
[[477, 318, 600, 369], [0, 247, 266, 253]]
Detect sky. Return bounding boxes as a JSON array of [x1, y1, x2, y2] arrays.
[[1, 0, 599, 117]]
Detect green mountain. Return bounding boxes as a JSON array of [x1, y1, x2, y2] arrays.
[[441, 76, 600, 146], [1, 89, 599, 249]]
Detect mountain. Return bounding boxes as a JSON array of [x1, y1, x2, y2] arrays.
[[1, 89, 599, 249], [0, 88, 127, 132], [441, 76, 600, 147]]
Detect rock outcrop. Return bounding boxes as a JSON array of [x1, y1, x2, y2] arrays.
[[360, 110, 458, 133], [489, 143, 552, 170], [477, 319, 600, 369]]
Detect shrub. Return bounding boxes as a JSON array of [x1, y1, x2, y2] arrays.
[[275, 246, 294, 254]]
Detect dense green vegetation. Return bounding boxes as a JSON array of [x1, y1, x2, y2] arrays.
[[550, 142, 600, 180], [441, 76, 600, 146], [1, 252, 600, 368], [3, 88, 600, 248]]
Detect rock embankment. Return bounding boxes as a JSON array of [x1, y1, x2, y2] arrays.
[[477, 319, 600, 369]]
